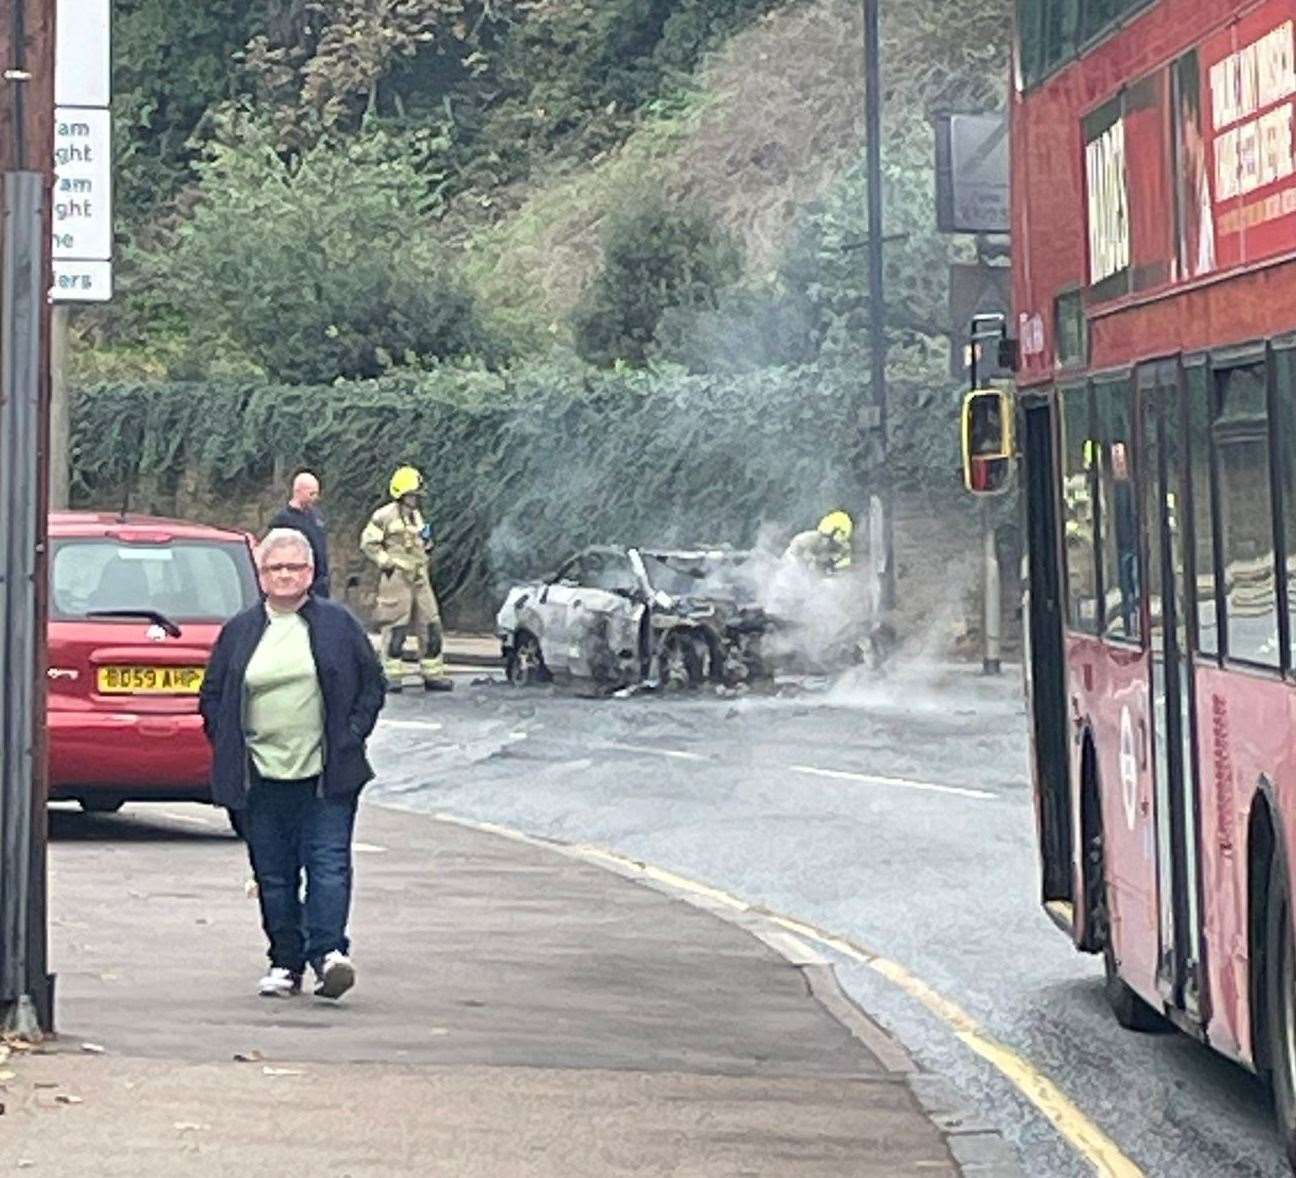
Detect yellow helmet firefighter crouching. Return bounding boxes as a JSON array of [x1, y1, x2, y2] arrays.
[[360, 466, 453, 693], [784, 509, 855, 574]]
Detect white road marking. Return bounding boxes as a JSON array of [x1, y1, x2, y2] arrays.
[[379, 719, 445, 732], [157, 810, 216, 827], [790, 765, 995, 800], [606, 743, 710, 763], [353, 842, 387, 854]]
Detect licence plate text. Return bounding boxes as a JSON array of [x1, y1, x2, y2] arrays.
[[96, 666, 205, 695]]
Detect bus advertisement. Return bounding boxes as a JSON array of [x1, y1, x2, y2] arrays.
[[982, 0, 1296, 1166]]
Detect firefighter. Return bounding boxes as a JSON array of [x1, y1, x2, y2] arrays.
[[784, 510, 854, 575], [360, 466, 453, 693]]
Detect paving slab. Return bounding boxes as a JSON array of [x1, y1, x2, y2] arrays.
[[0, 801, 965, 1175]]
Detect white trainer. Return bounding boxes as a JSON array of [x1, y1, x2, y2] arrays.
[[313, 951, 356, 1000], [257, 966, 301, 999]]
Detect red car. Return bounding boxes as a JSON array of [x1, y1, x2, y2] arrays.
[[47, 512, 259, 812]]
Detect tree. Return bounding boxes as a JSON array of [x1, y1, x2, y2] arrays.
[[572, 197, 742, 368]]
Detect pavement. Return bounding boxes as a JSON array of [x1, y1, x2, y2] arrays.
[[0, 799, 1015, 1176]]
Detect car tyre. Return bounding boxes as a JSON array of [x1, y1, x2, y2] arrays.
[[79, 796, 124, 814], [507, 632, 549, 687], [660, 633, 704, 691], [1266, 855, 1296, 1167]]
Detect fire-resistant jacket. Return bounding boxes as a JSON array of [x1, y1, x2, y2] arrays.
[[360, 501, 432, 577]]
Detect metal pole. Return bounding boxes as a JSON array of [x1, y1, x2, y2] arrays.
[[864, 0, 894, 610], [0, 0, 57, 1037], [983, 506, 1002, 675], [0, 173, 47, 1034]]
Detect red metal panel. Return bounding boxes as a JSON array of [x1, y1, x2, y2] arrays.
[[1013, 0, 1295, 381], [1065, 633, 1162, 1006]]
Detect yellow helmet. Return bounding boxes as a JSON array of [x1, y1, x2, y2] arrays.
[[389, 466, 424, 500], [817, 510, 854, 544]]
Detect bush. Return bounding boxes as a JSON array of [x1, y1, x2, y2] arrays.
[[146, 119, 497, 384], [70, 360, 959, 625], [571, 196, 742, 367]]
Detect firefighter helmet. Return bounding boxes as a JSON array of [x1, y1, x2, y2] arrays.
[[389, 466, 424, 500], [817, 510, 854, 544]]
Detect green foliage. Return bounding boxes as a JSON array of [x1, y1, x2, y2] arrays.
[[571, 197, 742, 367], [113, 0, 268, 224], [141, 118, 495, 384], [68, 361, 964, 624]]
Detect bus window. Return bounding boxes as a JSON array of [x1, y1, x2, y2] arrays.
[[1213, 361, 1279, 667], [1043, 0, 1079, 73], [1097, 379, 1140, 641], [1274, 346, 1296, 669], [1062, 386, 1099, 632], [1186, 366, 1218, 656]]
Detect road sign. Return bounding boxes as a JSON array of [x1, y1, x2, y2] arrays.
[[53, 108, 111, 261], [55, 0, 110, 107], [51, 0, 111, 303], [935, 113, 1009, 235]]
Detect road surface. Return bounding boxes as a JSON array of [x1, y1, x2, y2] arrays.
[[367, 662, 1285, 1177]]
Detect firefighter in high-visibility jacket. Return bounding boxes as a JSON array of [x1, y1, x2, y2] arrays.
[[360, 466, 454, 693]]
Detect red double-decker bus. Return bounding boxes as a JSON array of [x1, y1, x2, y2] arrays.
[[997, 0, 1296, 1163]]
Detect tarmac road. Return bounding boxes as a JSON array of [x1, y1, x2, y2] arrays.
[[368, 663, 1288, 1177]]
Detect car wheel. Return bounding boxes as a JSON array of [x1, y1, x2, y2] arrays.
[[1266, 855, 1296, 1167], [1087, 819, 1166, 1032], [79, 797, 124, 814], [507, 633, 548, 687], [660, 633, 704, 691]]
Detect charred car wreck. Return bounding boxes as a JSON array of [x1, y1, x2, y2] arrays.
[[496, 545, 771, 691]]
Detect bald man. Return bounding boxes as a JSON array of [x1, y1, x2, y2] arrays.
[[269, 470, 331, 598]]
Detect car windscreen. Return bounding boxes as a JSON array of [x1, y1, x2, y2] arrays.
[[50, 538, 258, 623], [641, 553, 753, 599]]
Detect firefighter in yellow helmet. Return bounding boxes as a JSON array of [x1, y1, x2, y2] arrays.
[[360, 466, 453, 693], [783, 510, 854, 574]]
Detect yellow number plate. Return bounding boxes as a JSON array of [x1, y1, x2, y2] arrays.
[[96, 666, 205, 695]]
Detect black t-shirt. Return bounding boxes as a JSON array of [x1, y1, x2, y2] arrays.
[[268, 504, 331, 598]]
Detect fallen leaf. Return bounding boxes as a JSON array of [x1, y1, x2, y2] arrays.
[[0, 1069, 16, 1082], [32, 1082, 57, 1090], [54, 1094, 83, 1105], [174, 1122, 210, 1132], [261, 1066, 303, 1077], [232, 1050, 263, 1063], [80, 1042, 106, 1055], [16, 1159, 33, 1168]]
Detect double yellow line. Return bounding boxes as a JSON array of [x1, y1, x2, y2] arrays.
[[766, 914, 1142, 1177]]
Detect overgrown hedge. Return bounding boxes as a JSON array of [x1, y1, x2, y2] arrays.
[[70, 361, 963, 626]]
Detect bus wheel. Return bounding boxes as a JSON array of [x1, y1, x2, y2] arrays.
[[1089, 822, 1166, 1033], [1265, 856, 1296, 1166]]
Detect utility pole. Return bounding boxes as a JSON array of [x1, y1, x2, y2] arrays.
[[864, 0, 894, 611], [0, 0, 57, 1036]]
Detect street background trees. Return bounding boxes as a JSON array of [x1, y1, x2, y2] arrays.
[[78, 0, 1012, 640]]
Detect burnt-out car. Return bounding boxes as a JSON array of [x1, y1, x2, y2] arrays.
[[496, 545, 771, 691]]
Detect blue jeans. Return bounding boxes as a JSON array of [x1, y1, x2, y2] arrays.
[[244, 777, 359, 974]]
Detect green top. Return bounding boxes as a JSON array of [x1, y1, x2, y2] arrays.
[[243, 606, 325, 781]]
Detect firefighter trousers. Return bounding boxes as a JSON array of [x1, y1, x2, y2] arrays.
[[375, 568, 448, 683]]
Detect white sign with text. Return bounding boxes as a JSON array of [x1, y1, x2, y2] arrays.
[[55, 0, 111, 107], [54, 107, 111, 261], [52, 0, 112, 302]]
